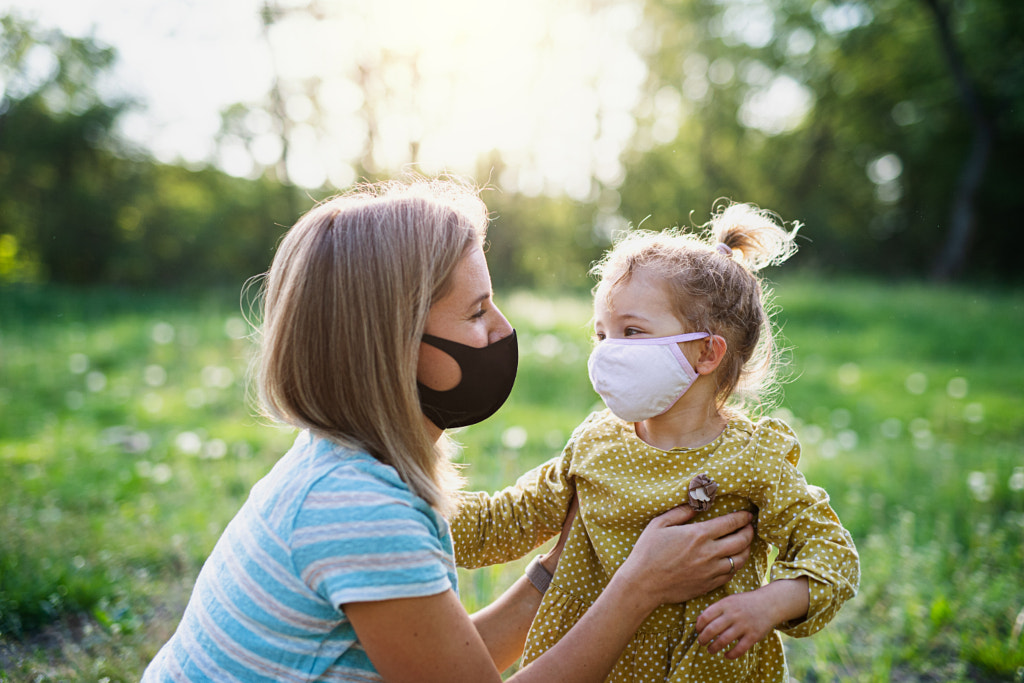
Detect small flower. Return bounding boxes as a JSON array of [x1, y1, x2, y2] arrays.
[[688, 473, 718, 511]]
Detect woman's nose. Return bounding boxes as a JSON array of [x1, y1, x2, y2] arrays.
[[489, 306, 514, 344]]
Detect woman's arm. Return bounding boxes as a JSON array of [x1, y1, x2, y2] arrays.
[[469, 496, 576, 670], [345, 506, 754, 683]]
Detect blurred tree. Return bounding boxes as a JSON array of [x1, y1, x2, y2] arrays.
[[0, 15, 130, 284], [0, 14, 302, 288], [107, 163, 298, 287], [622, 0, 1023, 280], [478, 154, 607, 294], [216, 0, 431, 194]]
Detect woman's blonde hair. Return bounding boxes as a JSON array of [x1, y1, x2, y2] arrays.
[[254, 177, 488, 515], [591, 201, 800, 416]]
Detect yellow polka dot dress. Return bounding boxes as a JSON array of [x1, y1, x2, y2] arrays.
[[452, 411, 860, 682]]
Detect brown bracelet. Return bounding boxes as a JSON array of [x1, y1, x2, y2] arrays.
[[525, 557, 553, 594]]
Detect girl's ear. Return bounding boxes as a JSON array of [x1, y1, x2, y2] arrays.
[[694, 335, 728, 376]]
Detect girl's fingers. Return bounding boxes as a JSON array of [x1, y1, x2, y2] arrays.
[[723, 633, 758, 659]]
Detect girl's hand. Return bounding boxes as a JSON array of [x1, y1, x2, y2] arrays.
[[618, 507, 754, 609], [694, 592, 775, 658], [695, 577, 809, 659]]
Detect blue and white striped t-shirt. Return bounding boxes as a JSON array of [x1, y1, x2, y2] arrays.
[[142, 431, 458, 682]]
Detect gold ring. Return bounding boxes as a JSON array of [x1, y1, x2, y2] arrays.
[[728, 556, 735, 573]]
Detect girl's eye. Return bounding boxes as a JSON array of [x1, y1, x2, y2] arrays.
[[594, 332, 606, 341], [624, 328, 641, 337]]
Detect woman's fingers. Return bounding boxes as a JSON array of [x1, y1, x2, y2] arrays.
[[717, 529, 752, 569], [646, 504, 697, 529], [695, 509, 754, 540], [626, 506, 756, 605], [553, 496, 578, 551]]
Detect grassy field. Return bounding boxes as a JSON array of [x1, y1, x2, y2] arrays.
[[1, 279, 1022, 681]]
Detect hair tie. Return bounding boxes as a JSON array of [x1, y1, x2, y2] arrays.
[[715, 243, 732, 256]]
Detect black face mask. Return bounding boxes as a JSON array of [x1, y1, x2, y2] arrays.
[[417, 330, 518, 430]]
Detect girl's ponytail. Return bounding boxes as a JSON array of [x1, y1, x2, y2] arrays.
[[711, 202, 800, 273]]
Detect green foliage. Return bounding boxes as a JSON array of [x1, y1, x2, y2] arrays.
[[626, 0, 1024, 281], [0, 285, 296, 644], [6, 3, 1024, 294]]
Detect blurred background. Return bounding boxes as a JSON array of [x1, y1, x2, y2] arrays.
[[2, 0, 1022, 290], [1, 0, 1022, 680]]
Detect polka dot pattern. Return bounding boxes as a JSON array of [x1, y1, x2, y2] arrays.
[[452, 411, 860, 682]]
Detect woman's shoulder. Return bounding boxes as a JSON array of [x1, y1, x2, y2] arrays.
[[256, 433, 441, 533]]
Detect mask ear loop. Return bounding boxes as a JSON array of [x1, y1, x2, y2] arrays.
[[649, 333, 709, 373]]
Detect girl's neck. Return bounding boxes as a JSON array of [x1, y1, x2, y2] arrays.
[[634, 399, 727, 451]]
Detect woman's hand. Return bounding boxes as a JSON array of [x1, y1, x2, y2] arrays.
[[616, 507, 754, 610]]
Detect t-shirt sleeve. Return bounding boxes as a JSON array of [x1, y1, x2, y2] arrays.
[[290, 471, 454, 609]]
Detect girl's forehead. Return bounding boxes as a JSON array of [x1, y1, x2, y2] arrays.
[[596, 272, 675, 314]]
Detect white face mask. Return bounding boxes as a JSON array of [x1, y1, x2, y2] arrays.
[[587, 332, 710, 422]]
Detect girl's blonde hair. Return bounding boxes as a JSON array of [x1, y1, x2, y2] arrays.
[[254, 177, 488, 515], [591, 201, 800, 415]]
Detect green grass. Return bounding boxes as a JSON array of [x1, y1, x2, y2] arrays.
[[1, 280, 1022, 681]]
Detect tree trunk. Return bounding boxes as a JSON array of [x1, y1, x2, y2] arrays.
[[921, 0, 995, 281]]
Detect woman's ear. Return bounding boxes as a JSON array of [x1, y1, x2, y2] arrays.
[[694, 335, 728, 376]]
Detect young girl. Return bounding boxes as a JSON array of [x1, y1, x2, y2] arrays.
[[452, 202, 860, 682]]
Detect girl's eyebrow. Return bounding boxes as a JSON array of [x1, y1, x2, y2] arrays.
[[615, 312, 652, 324]]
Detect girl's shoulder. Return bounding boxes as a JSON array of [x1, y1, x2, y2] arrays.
[[724, 415, 801, 465], [566, 408, 622, 444], [566, 409, 663, 457]]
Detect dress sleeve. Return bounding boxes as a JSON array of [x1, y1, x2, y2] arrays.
[[450, 437, 578, 569], [745, 419, 861, 638], [291, 474, 455, 609]]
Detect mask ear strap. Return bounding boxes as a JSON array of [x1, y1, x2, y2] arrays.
[[664, 333, 709, 378], [420, 333, 469, 355], [606, 332, 709, 345]]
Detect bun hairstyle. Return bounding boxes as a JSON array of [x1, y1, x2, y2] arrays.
[[254, 177, 487, 514], [712, 202, 799, 272], [591, 201, 800, 415]]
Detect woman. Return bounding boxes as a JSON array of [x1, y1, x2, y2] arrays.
[[142, 177, 753, 682]]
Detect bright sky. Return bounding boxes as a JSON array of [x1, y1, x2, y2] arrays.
[[2, 0, 650, 198]]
